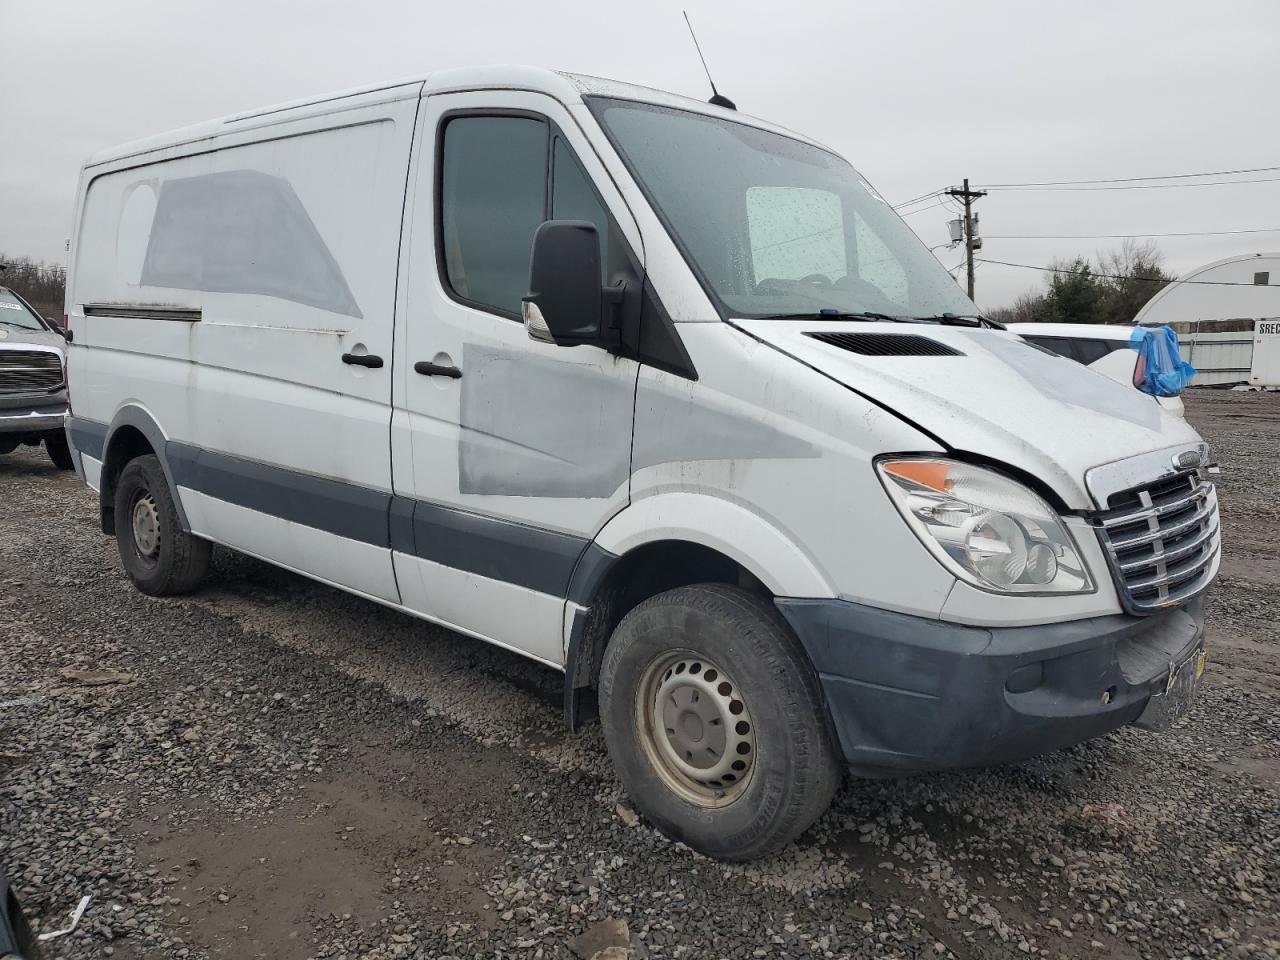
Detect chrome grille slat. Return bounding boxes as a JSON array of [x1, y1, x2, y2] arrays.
[[1099, 484, 1209, 528], [1150, 557, 1222, 608], [0, 348, 64, 394], [1106, 497, 1217, 550], [1116, 517, 1219, 573], [1125, 538, 1220, 591], [1094, 471, 1219, 614]]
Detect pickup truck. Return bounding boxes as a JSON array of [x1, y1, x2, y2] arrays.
[[0, 285, 71, 470]]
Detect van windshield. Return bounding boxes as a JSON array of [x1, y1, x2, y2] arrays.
[[0, 288, 48, 331], [587, 97, 976, 321]]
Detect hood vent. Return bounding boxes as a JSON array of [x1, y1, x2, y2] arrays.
[[805, 331, 963, 357]]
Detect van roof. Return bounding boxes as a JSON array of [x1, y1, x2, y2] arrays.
[[85, 65, 830, 168]]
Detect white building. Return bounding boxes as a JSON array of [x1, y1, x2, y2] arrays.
[[1134, 253, 1280, 387]]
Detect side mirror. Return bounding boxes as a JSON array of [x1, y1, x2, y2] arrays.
[[523, 220, 613, 347]]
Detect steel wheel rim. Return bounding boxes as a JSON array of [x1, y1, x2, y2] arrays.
[[131, 492, 161, 561], [636, 650, 756, 809]]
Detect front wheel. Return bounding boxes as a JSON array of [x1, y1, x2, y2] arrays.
[[114, 455, 211, 596], [599, 583, 842, 861]]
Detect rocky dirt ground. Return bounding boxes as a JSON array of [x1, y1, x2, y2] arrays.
[[1, 390, 1277, 960]]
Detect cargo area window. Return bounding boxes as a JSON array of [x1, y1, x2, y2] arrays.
[[140, 170, 361, 318]]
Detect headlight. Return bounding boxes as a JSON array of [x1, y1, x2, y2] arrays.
[[877, 458, 1093, 595]]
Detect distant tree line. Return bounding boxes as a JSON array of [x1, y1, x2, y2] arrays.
[[987, 240, 1173, 326], [0, 254, 66, 320]]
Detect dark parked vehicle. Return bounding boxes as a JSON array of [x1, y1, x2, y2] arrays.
[[0, 286, 71, 470]]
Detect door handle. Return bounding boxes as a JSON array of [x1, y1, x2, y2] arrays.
[[414, 361, 462, 379], [342, 352, 384, 368]]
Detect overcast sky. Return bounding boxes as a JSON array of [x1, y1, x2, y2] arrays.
[[3, 0, 1278, 310]]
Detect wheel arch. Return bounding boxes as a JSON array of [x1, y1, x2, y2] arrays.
[[562, 494, 835, 731], [99, 406, 189, 535]]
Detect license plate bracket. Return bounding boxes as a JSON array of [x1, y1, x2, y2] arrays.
[[1134, 645, 1205, 731]]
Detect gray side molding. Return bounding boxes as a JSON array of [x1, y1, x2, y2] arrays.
[[66, 416, 107, 460]]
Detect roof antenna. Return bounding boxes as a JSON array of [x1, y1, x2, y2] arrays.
[[683, 11, 736, 110]]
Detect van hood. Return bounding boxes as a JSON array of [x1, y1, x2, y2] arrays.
[[733, 319, 1203, 509]]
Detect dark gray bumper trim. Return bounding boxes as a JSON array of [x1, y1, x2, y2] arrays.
[[777, 595, 1206, 777]]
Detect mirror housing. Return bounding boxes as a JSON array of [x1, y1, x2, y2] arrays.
[[523, 220, 616, 348]]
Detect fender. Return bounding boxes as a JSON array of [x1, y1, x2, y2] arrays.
[[98, 404, 191, 532], [560, 492, 836, 731], [587, 492, 835, 599]]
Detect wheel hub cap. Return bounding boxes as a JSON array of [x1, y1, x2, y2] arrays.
[[639, 653, 756, 807], [131, 495, 161, 558]]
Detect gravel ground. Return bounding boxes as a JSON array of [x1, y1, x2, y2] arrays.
[[1, 390, 1277, 960]]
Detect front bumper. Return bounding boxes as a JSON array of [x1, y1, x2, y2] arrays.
[[0, 404, 67, 434], [777, 595, 1205, 777]]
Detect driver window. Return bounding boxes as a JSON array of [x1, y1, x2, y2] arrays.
[[852, 212, 909, 307], [440, 115, 548, 317], [746, 186, 845, 284]]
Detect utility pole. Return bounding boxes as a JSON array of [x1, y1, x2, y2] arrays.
[[946, 179, 987, 301]]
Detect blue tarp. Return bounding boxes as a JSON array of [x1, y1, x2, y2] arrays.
[[1129, 325, 1197, 397]]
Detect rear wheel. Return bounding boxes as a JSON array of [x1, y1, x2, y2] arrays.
[[599, 583, 841, 861], [45, 431, 75, 470], [114, 455, 211, 596]]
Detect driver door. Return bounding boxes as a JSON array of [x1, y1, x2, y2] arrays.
[[391, 90, 643, 666]]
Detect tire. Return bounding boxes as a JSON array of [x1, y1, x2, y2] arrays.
[[114, 454, 211, 596], [599, 583, 842, 861], [45, 431, 75, 470]]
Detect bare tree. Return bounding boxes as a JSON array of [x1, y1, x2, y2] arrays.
[[987, 240, 1172, 325], [0, 254, 66, 320]]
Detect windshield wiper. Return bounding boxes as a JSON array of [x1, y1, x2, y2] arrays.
[[0, 319, 41, 331], [756, 309, 908, 323], [909, 313, 1005, 329]]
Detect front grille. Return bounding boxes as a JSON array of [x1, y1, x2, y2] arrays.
[[1094, 471, 1219, 614], [0, 348, 64, 395]]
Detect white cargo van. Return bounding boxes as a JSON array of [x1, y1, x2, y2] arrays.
[[63, 67, 1219, 860]]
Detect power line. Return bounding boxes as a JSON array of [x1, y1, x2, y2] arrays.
[[975, 257, 1280, 287], [899, 198, 948, 217], [896, 163, 1280, 207], [892, 189, 945, 210], [978, 164, 1280, 188], [984, 226, 1280, 239], [984, 176, 1280, 193]]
